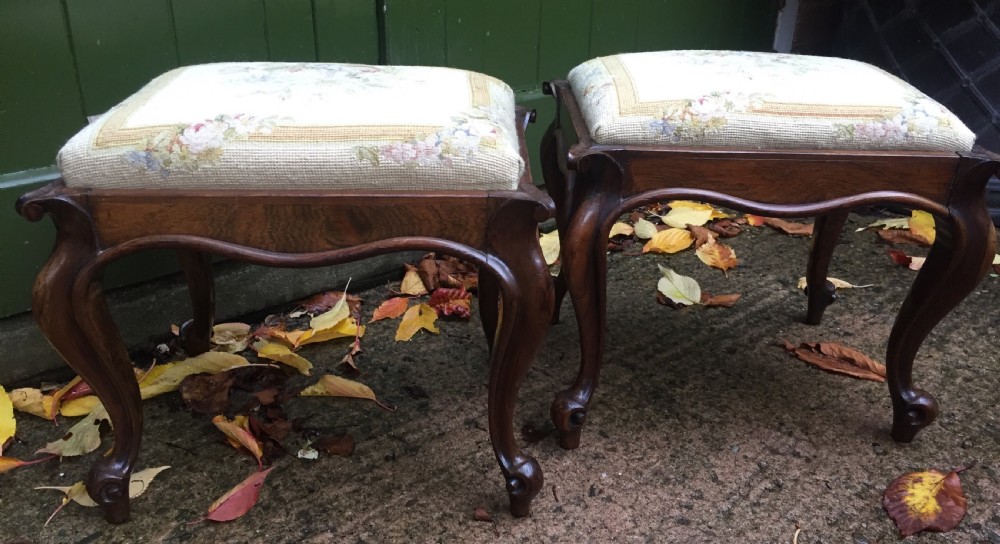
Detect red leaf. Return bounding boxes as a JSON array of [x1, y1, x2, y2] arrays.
[[883, 468, 969, 537], [206, 467, 275, 522], [371, 297, 410, 322], [427, 288, 472, 318]]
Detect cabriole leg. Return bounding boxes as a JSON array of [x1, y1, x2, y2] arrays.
[[805, 209, 850, 325], [177, 249, 215, 356]]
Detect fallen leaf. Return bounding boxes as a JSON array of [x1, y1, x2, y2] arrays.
[[877, 228, 933, 247], [856, 217, 910, 232], [297, 445, 319, 460], [313, 434, 355, 457], [883, 468, 968, 537], [700, 292, 741, 308], [609, 222, 634, 238], [781, 341, 886, 382], [909, 210, 936, 245], [539, 230, 561, 266], [633, 218, 658, 240], [252, 340, 313, 376], [887, 249, 925, 270], [179, 372, 236, 415], [298, 317, 365, 346], [761, 217, 814, 236], [340, 336, 363, 371], [708, 219, 743, 237], [656, 265, 701, 306], [696, 239, 738, 273], [427, 288, 472, 318], [139, 352, 251, 400], [371, 297, 410, 322], [9, 388, 52, 419], [205, 467, 275, 522], [687, 224, 718, 248], [211, 323, 253, 353], [0, 386, 14, 454], [474, 505, 494, 522], [415, 254, 478, 292], [668, 200, 729, 219], [212, 415, 264, 468], [745, 214, 765, 226], [37, 404, 110, 457], [299, 375, 393, 411], [660, 206, 713, 229], [909, 256, 926, 271], [642, 228, 694, 254], [264, 329, 312, 349], [37, 466, 170, 508], [0, 455, 55, 474], [299, 291, 361, 315], [400, 264, 429, 296], [59, 395, 102, 418], [47, 376, 82, 421], [395, 304, 440, 341], [309, 293, 351, 331], [796, 277, 874, 290]]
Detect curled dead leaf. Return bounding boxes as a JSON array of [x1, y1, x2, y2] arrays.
[[695, 239, 738, 273], [759, 217, 814, 236], [781, 341, 886, 382], [687, 224, 718, 249], [883, 467, 968, 537], [708, 219, 743, 238]]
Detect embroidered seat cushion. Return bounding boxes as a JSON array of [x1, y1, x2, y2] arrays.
[[58, 63, 524, 190], [568, 50, 975, 152]]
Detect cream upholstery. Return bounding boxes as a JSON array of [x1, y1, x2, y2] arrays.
[[568, 50, 975, 152], [58, 63, 524, 190]]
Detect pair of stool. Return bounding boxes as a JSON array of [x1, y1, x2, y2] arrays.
[[19, 51, 997, 523]]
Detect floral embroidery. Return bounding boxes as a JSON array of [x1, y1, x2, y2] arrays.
[[355, 107, 503, 168], [834, 98, 954, 146], [216, 63, 414, 101], [649, 92, 763, 141], [126, 114, 278, 176]]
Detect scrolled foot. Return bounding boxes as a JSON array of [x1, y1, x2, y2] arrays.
[[890, 390, 938, 443], [87, 460, 132, 523], [551, 391, 588, 450], [505, 455, 543, 517]]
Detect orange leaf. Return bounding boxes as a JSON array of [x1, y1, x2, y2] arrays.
[[395, 304, 439, 341], [642, 228, 694, 254], [695, 239, 738, 273], [427, 288, 472, 318], [877, 228, 933, 247], [206, 467, 275, 522], [371, 297, 410, 322], [883, 468, 968, 537], [212, 415, 264, 468], [745, 214, 765, 226], [761, 217, 813, 236], [700, 292, 741, 308], [0, 455, 55, 474], [781, 341, 886, 382]]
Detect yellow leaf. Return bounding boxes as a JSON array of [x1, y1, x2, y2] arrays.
[[37, 466, 170, 507], [633, 218, 658, 240], [642, 228, 694, 254], [400, 265, 428, 296], [298, 317, 365, 346], [667, 200, 729, 220], [660, 206, 713, 228], [909, 210, 936, 244], [309, 298, 350, 331], [268, 329, 312, 349], [539, 230, 561, 266], [609, 222, 634, 237], [47, 376, 82, 420], [138, 352, 250, 400], [37, 404, 110, 457], [59, 395, 101, 417], [9, 388, 52, 419], [656, 265, 701, 306], [883, 468, 968, 537], [696, 239, 738, 273], [212, 415, 263, 468], [994, 254, 1000, 266], [395, 304, 439, 341], [796, 277, 875, 290], [0, 386, 15, 453], [252, 340, 313, 375], [299, 375, 393, 411]]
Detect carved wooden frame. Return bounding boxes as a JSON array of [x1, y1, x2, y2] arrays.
[[18, 110, 554, 523], [541, 79, 998, 450]]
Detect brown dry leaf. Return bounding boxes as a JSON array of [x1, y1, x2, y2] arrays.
[[609, 222, 634, 238], [883, 468, 968, 537], [415, 253, 479, 293], [371, 297, 410, 322], [761, 217, 813, 236], [909, 210, 936, 245], [212, 415, 264, 468], [427, 288, 472, 318], [708, 219, 743, 238], [400, 264, 429, 296], [782, 341, 886, 382], [313, 434, 355, 457], [695, 239, 738, 273], [642, 228, 694, 254], [877, 228, 933, 247], [299, 374, 393, 411], [687, 224, 718, 248], [700, 293, 741, 308], [395, 303, 440, 341], [252, 340, 313, 375], [179, 372, 236, 415], [205, 467, 275, 522], [300, 291, 362, 315], [340, 337, 363, 371]]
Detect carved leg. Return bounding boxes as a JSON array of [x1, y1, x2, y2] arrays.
[[886, 159, 997, 442], [540, 119, 571, 324], [29, 202, 141, 523], [479, 270, 499, 352], [486, 201, 554, 517], [177, 250, 214, 356], [804, 209, 849, 325]]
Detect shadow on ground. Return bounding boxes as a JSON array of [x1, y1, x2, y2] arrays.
[[2, 213, 999, 543]]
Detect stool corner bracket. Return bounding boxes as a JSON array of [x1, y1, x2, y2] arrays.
[[15, 179, 74, 222]]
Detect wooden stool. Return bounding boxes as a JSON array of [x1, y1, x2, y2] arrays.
[[18, 62, 553, 522], [541, 50, 998, 450]]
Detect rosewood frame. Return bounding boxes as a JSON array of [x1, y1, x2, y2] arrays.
[[541, 79, 998, 450], [18, 109, 554, 523]]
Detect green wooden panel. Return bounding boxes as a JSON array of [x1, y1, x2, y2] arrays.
[[264, 0, 317, 61], [738, 0, 780, 50], [445, 0, 487, 72], [314, 0, 380, 63], [65, 0, 179, 116], [0, 172, 56, 317], [590, 0, 639, 57], [383, 0, 447, 65], [481, 0, 542, 90], [0, 0, 87, 174], [171, 0, 269, 64], [516, 91, 553, 188], [537, 0, 592, 80]]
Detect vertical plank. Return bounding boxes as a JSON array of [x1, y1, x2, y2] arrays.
[[314, 0, 379, 63], [383, 0, 447, 65], [0, 0, 87, 173], [171, 0, 269, 64], [589, 0, 639, 57], [481, 0, 542, 89], [537, 0, 593, 80], [64, 0, 179, 116], [264, 0, 316, 61], [445, 0, 487, 72]]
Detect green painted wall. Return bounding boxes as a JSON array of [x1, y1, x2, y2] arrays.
[[0, 0, 778, 317]]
